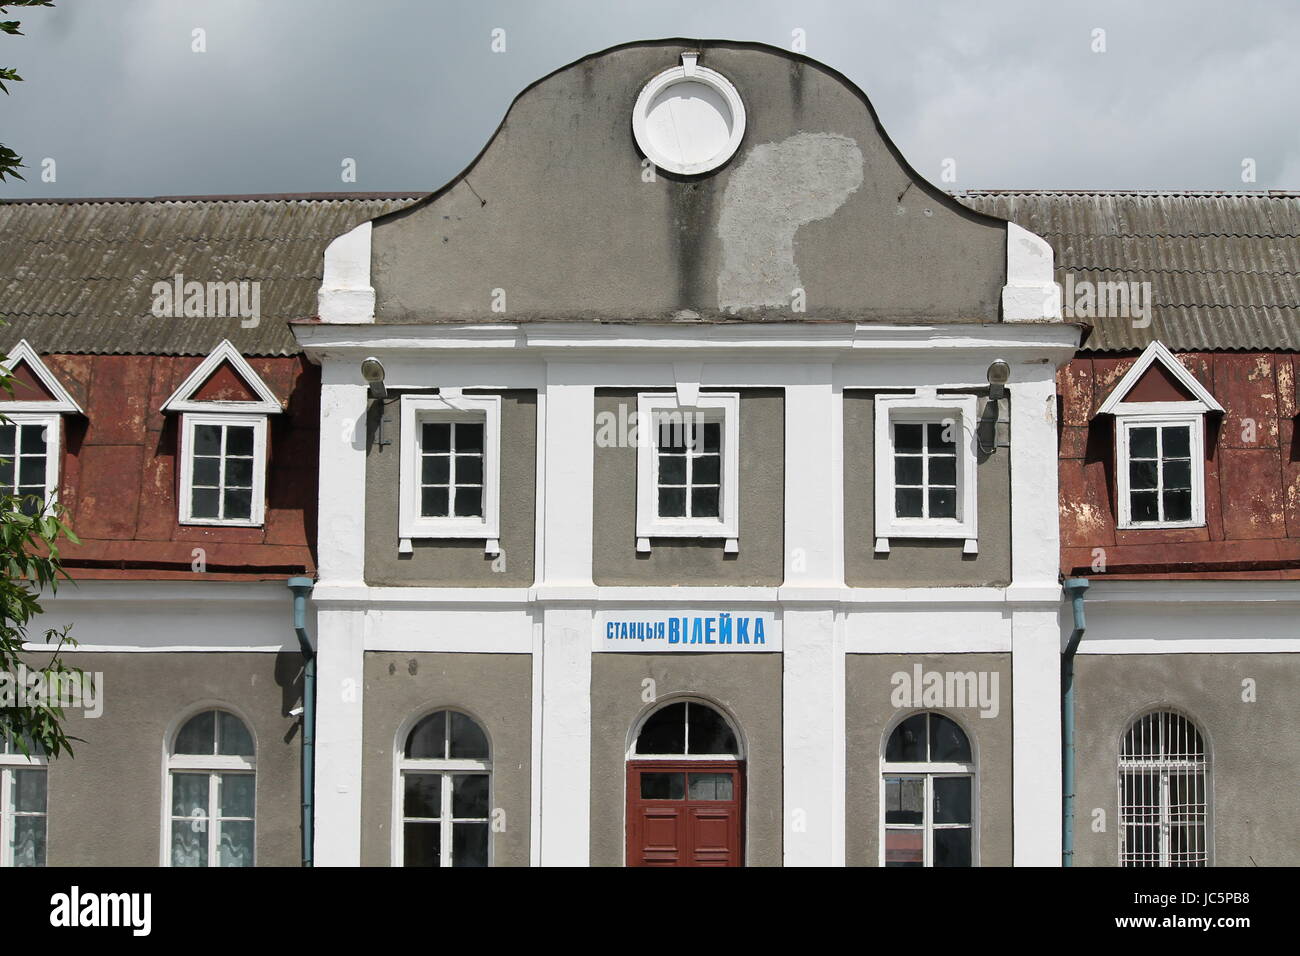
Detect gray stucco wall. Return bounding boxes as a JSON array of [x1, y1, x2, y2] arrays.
[[365, 389, 536, 587], [844, 391, 1011, 587], [44, 651, 302, 867], [360, 651, 532, 867], [370, 41, 1006, 325], [845, 653, 1013, 866], [1072, 652, 1300, 867], [590, 653, 782, 866], [593, 388, 784, 585]]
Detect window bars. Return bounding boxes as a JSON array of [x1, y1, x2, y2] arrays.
[[1118, 711, 1208, 867]]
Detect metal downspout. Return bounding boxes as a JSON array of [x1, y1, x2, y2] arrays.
[[1062, 577, 1089, 867], [288, 577, 316, 867]]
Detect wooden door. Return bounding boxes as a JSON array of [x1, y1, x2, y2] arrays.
[[626, 761, 744, 866]]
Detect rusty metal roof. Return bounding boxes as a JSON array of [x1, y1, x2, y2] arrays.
[[958, 191, 1300, 352], [0, 194, 422, 355]]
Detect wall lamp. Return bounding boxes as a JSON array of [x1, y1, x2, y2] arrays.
[[986, 358, 1010, 401], [361, 356, 387, 400]]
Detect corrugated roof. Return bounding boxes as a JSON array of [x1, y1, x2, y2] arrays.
[[957, 191, 1300, 351], [0, 194, 421, 355], [4, 190, 1295, 355]]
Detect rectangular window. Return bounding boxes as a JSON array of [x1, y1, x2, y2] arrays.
[[179, 414, 268, 526], [655, 418, 722, 520], [419, 421, 485, 519], [1117, 415, 1204, 529], [1127, 424, 1191, 524], [401, 771, 490, 867], [0, 414, 59, 515], [892, 422, 958, 520], [399, 394, 501, 549], [874, 394, 978, 548], [636, 392, 740, 549]]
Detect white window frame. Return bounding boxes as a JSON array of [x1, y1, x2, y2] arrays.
[[162, 708, 257, 868], [1114, 406, 1206, 530], [391, 709, 493, 868], [0, 412, 61, 505], [874, 393, 978, 551], [398, 394, 501, 552], [635, 392, 740, 550], [0, 736, 47, 867], [879, 713, 979, 867], [178, 411, 269, 527]]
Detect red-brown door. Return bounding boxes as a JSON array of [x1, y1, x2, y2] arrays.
[[626, 761, 744, 866]]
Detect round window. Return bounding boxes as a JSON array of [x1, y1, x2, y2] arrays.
[[632, 53, 746, 176]]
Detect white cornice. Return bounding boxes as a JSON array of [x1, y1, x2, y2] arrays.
[[293, 321, 1083, 360]]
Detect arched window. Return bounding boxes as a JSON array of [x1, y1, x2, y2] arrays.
[[882, 712, 974, 867], [398, 710, 491, 867], [1119, 711, 1208, 867], [0, 731, 46, 867], [166, 709, 255, 867], [632, 700, 739, 757]]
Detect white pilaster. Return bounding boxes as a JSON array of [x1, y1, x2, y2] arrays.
[[1008, 371, 1064, 865], [317, 376, 369, 585], [536, 371, 595, 864], [781, 373, 846, 865], [313, 607, 366, 865]]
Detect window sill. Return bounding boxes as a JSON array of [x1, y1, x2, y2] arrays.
[[636, 532, 739, 554], [180, 518, 264, 529]]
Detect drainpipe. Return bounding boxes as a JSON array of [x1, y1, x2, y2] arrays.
[[287, 576, 316, 867], [1062, 577, 1089, 867]]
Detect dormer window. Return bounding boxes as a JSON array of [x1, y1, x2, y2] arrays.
[[0, 340, 84, 515], [1097, 341, 1223, 531], [160, 340, 282, 527]]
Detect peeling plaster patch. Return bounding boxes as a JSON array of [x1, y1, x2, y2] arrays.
[[716, 132, 864, 312]]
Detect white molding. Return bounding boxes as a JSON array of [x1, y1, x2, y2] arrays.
[[1114, 410, 1206, 530], [293, 320, 1083, 356], [318, 221, 375, 324], [1080, 579, 1300, 606], [398, 393, 501, 545], [161, 339, 283, 414], [1097, 340, 1224, 416], [177, 411, 269, 527], [631, 52, 746, 177], [0, 340, 83, 413], [874, 393, 978, 544], [1001, 223, 1063, 322], [635, 392, 739, 545]]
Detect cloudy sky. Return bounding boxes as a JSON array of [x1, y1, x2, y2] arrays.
[[2, 0, 1296, 199]]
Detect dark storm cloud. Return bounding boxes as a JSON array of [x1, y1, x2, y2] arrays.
[[1, 0, 1296, 198]]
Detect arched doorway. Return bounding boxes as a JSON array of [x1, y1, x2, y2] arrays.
[[625, 699, 744, 867]]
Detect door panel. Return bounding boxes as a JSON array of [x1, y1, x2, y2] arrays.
[[627, 761, 744, 867]]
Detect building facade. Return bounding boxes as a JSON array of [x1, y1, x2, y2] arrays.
[[964, 191, 1300, 867], [2, 41, 1296, 868]]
